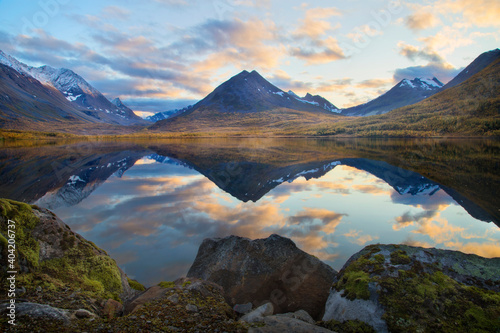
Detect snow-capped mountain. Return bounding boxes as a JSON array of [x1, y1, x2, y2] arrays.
[[299, 93, 340, 113], [146, 105, 194, 122], [151, 70, 340, 131], [341, 77, 444, 116], [0, 50, 147, 125]]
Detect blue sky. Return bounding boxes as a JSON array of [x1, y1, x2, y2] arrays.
[[0, 0, 498, 115]]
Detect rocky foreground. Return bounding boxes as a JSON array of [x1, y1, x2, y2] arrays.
[[1, 198, 499, 332]]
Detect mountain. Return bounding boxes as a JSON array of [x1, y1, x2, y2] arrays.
[[300, 93, 340, 113], [443, 48, 500, 90], [327, 53, 500, 137], [146, 105, 194, 122], [0, 63, 103, 129], [150, 70, 342, 132], [341, 77, 444, 116], [0, 50, 147, 126]]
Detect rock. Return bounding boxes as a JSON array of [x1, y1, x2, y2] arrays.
[[0, 302, 70, 324], [323, 291, 387, 333], [275, 309, 315, 324], [185, 304, 199, 312], [249, 315, 335, 333], [0, 200, 135, 304], [124, 285, 167, 314], [74, 309, 95, 319], [240, 302, 274, 323], [167, 293, 180, 304], [323, 244, 500, 333], [187, 234, 336, 319], [234, 302, 253, 314], [103, 299, 124, 319]]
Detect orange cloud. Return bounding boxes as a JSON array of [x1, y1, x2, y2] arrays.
[[440, 0, 500, 28], [290, 37, 346, 65], [352, 184, 389, 195], [295, 7, 342, 39], [405, 10, 440, 31], [343, 229, 379, 246], [446, 241, 500, 258]]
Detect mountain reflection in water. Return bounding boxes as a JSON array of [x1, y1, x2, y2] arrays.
[[0, 138, 498, 285]]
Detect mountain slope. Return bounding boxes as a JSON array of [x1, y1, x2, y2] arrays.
[[313, 56, 500, 136], [443, 48, 500, 90], [150, 70, 343, 133], [186, 70, 338, 114], [341, 77, 444, 116], [0, 50, 147, 126], [0, 63, 103, 129]]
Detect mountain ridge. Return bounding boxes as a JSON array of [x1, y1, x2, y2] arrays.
[[341, 77, 444, 117], [0, 50, 147, 126]]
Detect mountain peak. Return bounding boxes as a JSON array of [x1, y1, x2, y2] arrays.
[[443, 48, 500, 90], [398, 77, 443, 90], [112, 98, 124, 107]]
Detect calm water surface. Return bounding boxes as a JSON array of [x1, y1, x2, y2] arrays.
[[0, 138, 498, 285]]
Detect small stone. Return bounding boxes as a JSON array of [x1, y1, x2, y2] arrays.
[[103, 299, 124, 319], [233, 302, 253, 315], [186, 304, 199, 313], [167, 293, 180, 304], [75, 309, 94, 319], [240, 302, 273, 323], [36, 286, 42, 292]]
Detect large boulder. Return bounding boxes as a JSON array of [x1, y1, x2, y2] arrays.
[[323, 244, 500, 333], [0, 199, 137, 302], [187, 234, 336, 319]]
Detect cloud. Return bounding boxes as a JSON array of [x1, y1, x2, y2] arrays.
[[405, 11, 440, 31], [294, 7, 342, 39], [102, 6, 131, 20], [394, 42, 461, 82], [316, 78, 353, 92], [393, 63, 461, 83], [440, 0, 500, 28], [290, 37, 346, 65], [398, 42, 444, 63], [267, 70, 313, 94], [355, 78, 394, 89], [343, 229, 379, 246]]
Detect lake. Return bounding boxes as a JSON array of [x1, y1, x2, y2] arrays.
[[0, 138, 499, 286]]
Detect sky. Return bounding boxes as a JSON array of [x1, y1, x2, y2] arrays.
[[0, 0, 498, 116]]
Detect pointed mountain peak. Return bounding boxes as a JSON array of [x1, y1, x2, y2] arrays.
[[111, 97, 123, 107]]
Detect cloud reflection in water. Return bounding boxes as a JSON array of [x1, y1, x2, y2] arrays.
[[51, 157, 500, 286]]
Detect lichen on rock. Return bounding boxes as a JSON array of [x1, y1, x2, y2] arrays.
[[323, 244, 500, 333]]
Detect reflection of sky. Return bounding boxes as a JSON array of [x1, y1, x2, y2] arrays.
[[50, 157, 500, 286]]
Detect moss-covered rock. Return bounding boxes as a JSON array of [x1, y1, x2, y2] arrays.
[[127, 277, 146, 292], [0, 199, 137, 310], [323, 244, 500, 333]]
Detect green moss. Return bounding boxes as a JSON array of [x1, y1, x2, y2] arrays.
[[128, 277, 146, 292], [182, 280, 192, 288], [40, 245, 123, 299], [390, 249, 411, 265], [319, 319, 376, 333], [158, 281, 176, 288], [0, 199, 40, 268], [373, 254, 385, 264], [379, 265, 500, 332], [336, 270, 371, 300]]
